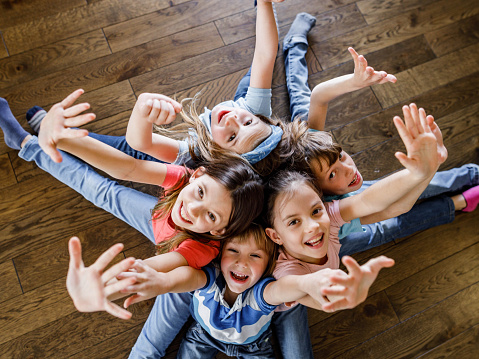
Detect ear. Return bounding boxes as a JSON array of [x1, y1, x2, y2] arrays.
[[210, 228, 226, 236], [265, 228, 283, 245], [189, 166, 206, 183]]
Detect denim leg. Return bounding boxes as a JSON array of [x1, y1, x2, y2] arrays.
[[18, 136, 156, 243], [177, 322, 221, 359], [234, 67, 252, 101], [235, 328, 275, 359], [339, 195, 455, 257], [283, 36, 311, 122], [130, 292, 193, 359], [272, 305, 313, 359], [88, 133, 163, 162]]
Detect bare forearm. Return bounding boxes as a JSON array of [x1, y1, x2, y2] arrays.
[[144, 252, 189, 273], [263, 275, 310, 305]]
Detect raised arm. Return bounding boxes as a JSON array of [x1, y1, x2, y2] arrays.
[[249, 0, 280, 89], [125, 93, 182, 163], [308, 47, 397, 130], [339, 104, 442, 223], [38, 90, 170, 186]]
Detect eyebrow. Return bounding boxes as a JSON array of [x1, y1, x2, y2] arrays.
[[238, 121, 271, 153]]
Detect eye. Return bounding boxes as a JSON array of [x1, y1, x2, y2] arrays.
[[339, 152, 343, 160], [228, 248, 238, 253], [329, 171, 336, 179], [312, 207, 323, 216], [288, 219, 299, 226], [244, 120, 252, 126], [208, 212, 216, 222], [228, 133, 236, 142], [251, 253, 261, 258], [198, 186, 204, 198]]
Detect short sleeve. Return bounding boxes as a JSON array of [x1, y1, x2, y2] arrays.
[[174, 239, 220, 269], [162, 164, 189, 189], [254, 276, 277, 312], [173, 139, 192, 165], [243, 87, 272, 117]]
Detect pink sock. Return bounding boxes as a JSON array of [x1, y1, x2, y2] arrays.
[[462, 185, 479, 212]]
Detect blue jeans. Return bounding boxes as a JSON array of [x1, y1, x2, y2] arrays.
[[339, 164, 479, 257], [177, 322, 275, 359], [283, 33, 311, 122]]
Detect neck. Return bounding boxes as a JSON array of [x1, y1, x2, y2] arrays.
[[223, 286, 239, 307]]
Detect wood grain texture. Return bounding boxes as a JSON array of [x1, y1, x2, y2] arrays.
[[0, 259, 22, 304]]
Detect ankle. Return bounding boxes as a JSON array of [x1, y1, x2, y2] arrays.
[[451, 194, 466, 211], [20, 134, 32, 148]]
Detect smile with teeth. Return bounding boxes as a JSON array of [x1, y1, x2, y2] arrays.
[[305, 234, 324, 247], [179, 202, 192, 224], [230, 271, 248, 282], [349, 172, 360, 187]]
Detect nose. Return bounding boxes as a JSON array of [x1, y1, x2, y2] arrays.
[[188, 201, 202, 218], [305, 217, 320, 233], [224, 114, 237, 128]]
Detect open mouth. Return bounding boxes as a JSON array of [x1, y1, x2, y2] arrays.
[[218, 110, 230, 124], [179, 202, 192, 224], [230, 271, 248, 282], [305, 234, 324, 247], [349, 171, 361, 187]]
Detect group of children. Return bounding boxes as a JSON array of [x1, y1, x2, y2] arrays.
[[2, 1, 479, 358]]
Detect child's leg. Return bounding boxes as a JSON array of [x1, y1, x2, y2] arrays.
[[129, 292, 193, 358], [272, 305, 314, 359], [0, 98, 30, 149], [26, 106, 163, 162], [339, 195, 455, 257], [283, 13, 316, 122], [176, 322, 221, 359], [234, 67, 252, 102], [19, 136, 157, 243]]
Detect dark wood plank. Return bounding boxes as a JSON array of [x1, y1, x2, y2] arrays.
[[334, 73, 479, 155], [339, 283, 479, 358], [0, 259, 22, 304], [0, 153, 16, 189], [420, 324, 479, 359], [2, 0, 177, 55], [373, 43, 479, 108], [0, 30, 111, 90], [386, 243, 479, 321], [313, 0, 479, 69], [3, 24, 222, 116], [104, 0, 251, 52], [356, 0, 438, 25], [0, 38, 7, 59], [425, 14, 479, 56], [0, 0, 85, 30]]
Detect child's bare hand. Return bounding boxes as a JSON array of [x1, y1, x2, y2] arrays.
[[393, 103, 441, 180], [38, 89, 96, 163], [66, 237, 136, 320], [349, 47, 397, 89], [117, 259, 169, 308], [321, 255, 395, 312], [135, 93, 182, 126], [427, 116, 448, 165]]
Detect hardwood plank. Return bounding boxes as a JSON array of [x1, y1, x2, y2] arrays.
[[0, 153, 16, 189], [104, 0, 251, 53], [14, 218, 145, 293], [425, 14, 479, 56], [0, 259, 22, 304], [334, 72, 479, 155], [386, 243, 479, 321], [3, 24, 222, 116], [420, 325, 479, 359], [0, 37, 7, 59], [373, 43, 479, 108], [339, 283, 479, 358], [309, 291, 399, 358], [313, 0, 479, 69], [130, 36, 256, 95], [0, 30, 111, 90], [2, 0, 176, 55], [0, 299, 154, 358], [357, 0, 438, 25], [0, 0, 85, 30]]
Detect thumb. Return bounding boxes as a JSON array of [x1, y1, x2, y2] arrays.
[[68, 237, 84, 270], [124, 294, 142, 308]]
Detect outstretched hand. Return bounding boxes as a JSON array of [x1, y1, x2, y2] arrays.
[[393, 103, 444, 180], [320, 255, 395, 312], [134, 93, 182, 126], [66, 237, 136, 320], [349, 47, 397, 89], [38, 89, 96, 163]]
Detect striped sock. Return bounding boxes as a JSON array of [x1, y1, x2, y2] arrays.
[[26, 106, 46, 133]]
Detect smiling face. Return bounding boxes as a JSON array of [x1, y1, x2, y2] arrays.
[[210, 105, 272, 154], [170, 169, 233, 236], [311, 151, 363, 195], [221, 236, 269, 300], [266, 183, 331, 265]]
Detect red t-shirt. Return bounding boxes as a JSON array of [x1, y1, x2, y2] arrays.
[[151, 165, 220, 269]]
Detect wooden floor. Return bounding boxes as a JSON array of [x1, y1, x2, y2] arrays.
[[1, 0, 478, 358]]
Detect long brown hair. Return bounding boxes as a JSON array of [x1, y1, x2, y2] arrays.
[[154, 157, 264, 254]]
